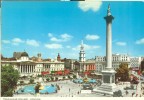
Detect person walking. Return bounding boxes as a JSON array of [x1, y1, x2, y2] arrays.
[[126, 90, 128, 95], [77, 91, 79, 94], [132, 92, 135, 97]]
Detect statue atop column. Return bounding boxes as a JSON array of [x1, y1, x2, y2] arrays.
[[107, 4, 111, 16]]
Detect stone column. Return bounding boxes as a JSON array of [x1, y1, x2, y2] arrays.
[[20, 65, 22, 73], [32, 66, 34, 73], [106, 21, 112, 69], [31, 65, 32, 73], [22, 65, 24, 73], [22, 65, 23, 73], [29, 65, 30, 73], [34, 66, 35, 73], [27, 65, 28, 73], [30, 65, 31, 73], [25, 65, 26, 73], [104, 5, 114, 69], [27, 65, 29, 73], [22, 65, 25, 73]]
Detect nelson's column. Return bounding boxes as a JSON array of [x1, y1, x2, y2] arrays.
[[94, 4, 117, 95]]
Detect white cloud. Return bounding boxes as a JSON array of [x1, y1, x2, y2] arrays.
[[26, 39, 39, 47], [48, 33, 72, 42], [12, 43, 19, 45], [2, 40, 10, 44], [116, 42, 126, 46], [136, 38, 144, 45], [85, 34, 100, 40], [50, 37, 61, 42], [11, 38, 24, 45], [45, 43, 63, 49], [48, 33, 53, 37], [78, 0, 102, 12], [61, 33, 72, 41], [66, 45, 71, 48], [12, 38, 24, 43], [72, 44, 100, 51]]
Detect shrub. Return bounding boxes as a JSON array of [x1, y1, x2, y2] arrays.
[[113, 90, 122, 97], [37, 74, 42, 77], [29, 78, 34, 84], [20, 81, 24, 85], [63, 76, 65, 80], [55, 77, 58, 81], [46, 78, 50, 82], [68, 75, 71, 79], [73, 75, 76, 79], [51, 77, 54, 81]]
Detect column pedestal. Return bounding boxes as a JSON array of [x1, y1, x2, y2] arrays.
[[93, 68, 117, 95]]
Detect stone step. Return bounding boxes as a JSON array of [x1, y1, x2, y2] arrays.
[[98, 87, 112, 91], [96, 85, 113, 92]]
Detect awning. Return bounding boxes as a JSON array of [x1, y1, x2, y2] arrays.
[[84, 71, 90, 75], [64, 69, 70, 74], [41, 71, 49, 75], [55, 71, 63, 75]]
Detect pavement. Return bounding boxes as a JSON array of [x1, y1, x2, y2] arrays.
[[13, 80, 144, 97]]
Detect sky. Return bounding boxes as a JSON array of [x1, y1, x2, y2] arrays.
[[1, 0, 144, 59]]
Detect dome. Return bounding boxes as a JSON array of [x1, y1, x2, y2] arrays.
[[21, 52, 29, 57]]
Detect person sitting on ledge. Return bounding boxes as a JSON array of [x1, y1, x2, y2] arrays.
[[35, 82, 41, 96]]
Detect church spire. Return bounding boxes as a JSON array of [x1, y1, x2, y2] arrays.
[[80, 40, 84, 51], [79, 40, 85, 62]]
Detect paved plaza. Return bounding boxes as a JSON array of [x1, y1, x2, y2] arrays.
[[13, 79, 144, 97]]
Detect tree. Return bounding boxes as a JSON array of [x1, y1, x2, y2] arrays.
[[116, 63, 129, 81], [140, 60, 144, 72], [142, 71, 144, 76], [1, 65, 20, 96], [29, 78, 34, 84], [73, 75, 76, 79], [63, 76, 65, 80], [46, 78, 50, 82]]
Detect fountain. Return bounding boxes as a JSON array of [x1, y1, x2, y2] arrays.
[[16, 82, 57, 95], [73, 78, 96, 84]]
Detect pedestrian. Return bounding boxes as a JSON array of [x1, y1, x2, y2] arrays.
[[35, 82, 41, 97], [126, 90, 128, 95], [69, 88, 70, 92], [77, 91, 79, 94], [132, 92, 135, 97]]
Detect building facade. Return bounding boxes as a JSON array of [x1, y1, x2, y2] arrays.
[[1, 52, 65, 76], [130, 57, 144, 69], [95, 54, 130, 73]]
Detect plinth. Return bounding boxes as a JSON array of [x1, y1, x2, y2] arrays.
[[94, 68, 117, 95]]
